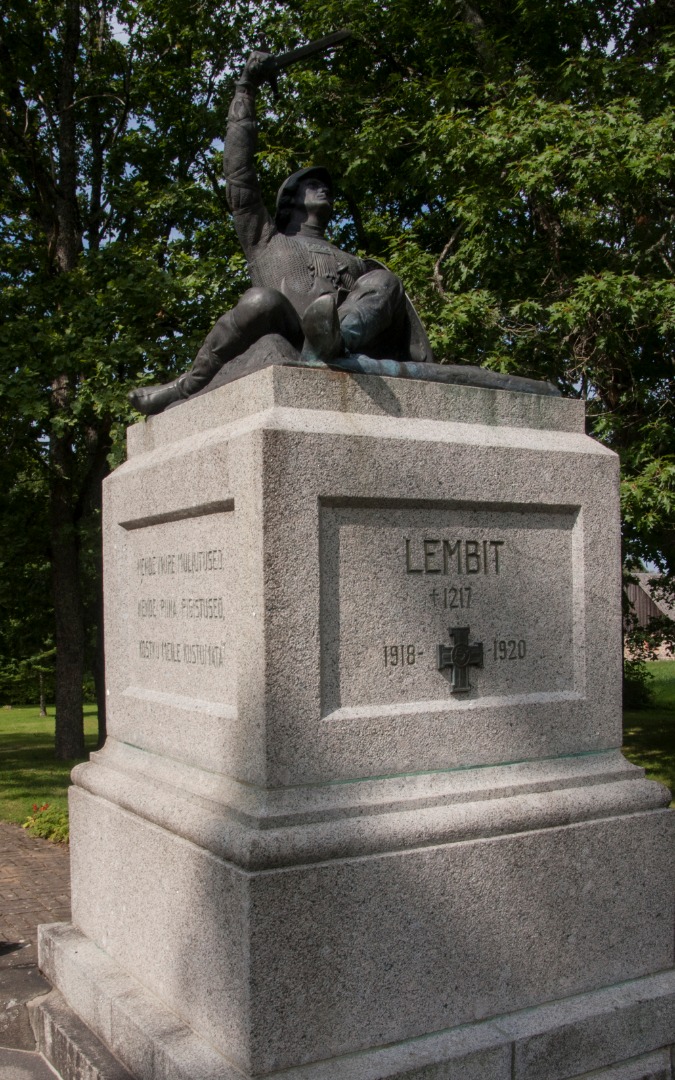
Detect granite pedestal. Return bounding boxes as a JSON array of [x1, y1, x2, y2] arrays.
[[35, 366, 675, 1079]]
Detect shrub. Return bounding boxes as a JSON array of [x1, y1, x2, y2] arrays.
[[22, 803, 69, 843], [623, 656, 655, 710]]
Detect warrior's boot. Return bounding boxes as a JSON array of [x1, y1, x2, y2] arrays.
[[127, 373, 191, 416], [128, 300, 294, 416], [300, 294, 344, 363]]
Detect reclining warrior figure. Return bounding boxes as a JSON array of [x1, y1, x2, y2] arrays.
[[129, 50, 433, 415]]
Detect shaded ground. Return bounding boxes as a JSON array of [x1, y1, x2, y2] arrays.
[[0, 821, 71, 1054], [0, 822, 71, 953]]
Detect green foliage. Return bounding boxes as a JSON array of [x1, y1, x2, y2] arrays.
[[22, 802, 70, 843], [0, 651, 55, 709], [0, 0, 252, 440], [0, 445, 55, 707], [255, 0, 675, 570], [0, 1, 259, 745], [623, 660, 675, 802], [623, 655, 654, 710], [0, 0, 673, 732]]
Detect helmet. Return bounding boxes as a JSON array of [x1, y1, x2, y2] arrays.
[[275, 166, 333, 230]]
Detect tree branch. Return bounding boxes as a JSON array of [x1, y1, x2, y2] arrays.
[[55, 0, 83, 272], [433, 223, 464, 297], [344, 192, 369, 252]]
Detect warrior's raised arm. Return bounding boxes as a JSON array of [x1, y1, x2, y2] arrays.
[[223, 52, 277, 256]]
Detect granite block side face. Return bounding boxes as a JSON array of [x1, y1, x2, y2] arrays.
[[70, 743, 669, 872], [125, 365, 586, 458], [272, 1045, 512, 1080], [254, 416, 622, 785], [37, 921, 135, 1049], [64, 773, 674, 1074], [338, 1048, 673, 1080], [501, 971, 675, 1080], [67, 787, 252, 1073], [36, 933, 243, 1080], [245, 814, 674, 1072], [566, 1050, 672, 1080], [103, 423, 268, 785], [110, 988, 186, 1080], [35, 924, 675, 1080], [151, 1029, 242, 1080], [53, 368, 672, 1080], [105, 368, 619, 788], [30, 989, 134, 1080]]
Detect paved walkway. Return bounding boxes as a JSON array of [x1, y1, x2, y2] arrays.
[[0, 821, 71, 1070], [0, 822, 71, 953]]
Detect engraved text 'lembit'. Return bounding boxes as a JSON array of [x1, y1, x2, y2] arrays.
[[406, 538, 504, 575]]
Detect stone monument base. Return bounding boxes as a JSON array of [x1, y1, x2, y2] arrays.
[[35, 367, 674, 1080], [34, 925, 675, 1080]]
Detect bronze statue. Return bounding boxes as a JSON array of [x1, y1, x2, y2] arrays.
[[129, 47, 433, 415]]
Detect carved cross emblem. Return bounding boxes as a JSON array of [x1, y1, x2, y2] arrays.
[[437, 626, 483, 692]]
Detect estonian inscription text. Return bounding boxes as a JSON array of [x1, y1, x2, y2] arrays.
[[138, 640, 227, 666], [137, 549, 224, 578], [135, 545, 229, 671], [137, 597, 225, 619]]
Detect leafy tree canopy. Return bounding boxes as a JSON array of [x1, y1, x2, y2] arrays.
[[0, 0, 673, 748], [261, 0, 675, 570]]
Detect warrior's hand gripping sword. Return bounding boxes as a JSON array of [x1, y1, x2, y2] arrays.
[[252, 30, 353, 96]]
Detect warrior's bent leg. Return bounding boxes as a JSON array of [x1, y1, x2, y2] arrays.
[[182, 287, 302, 394], [338, 269, 405, 355], [129, 289, 302, 414]]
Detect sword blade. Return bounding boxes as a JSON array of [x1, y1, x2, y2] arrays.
[[272, 29, 352, 71]]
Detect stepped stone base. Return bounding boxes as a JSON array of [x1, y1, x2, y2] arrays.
[[29, 989, 133, 1080], [35, 924, 675, 1080], [35, 370, 675, 1080]]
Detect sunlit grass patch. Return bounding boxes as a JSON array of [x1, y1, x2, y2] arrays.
[[0, 705, 97, 825]]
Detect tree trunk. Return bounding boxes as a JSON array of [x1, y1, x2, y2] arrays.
[[39, 672, 47, 717], [51, 420, 85, 760], [94, 550, 107, 749], [78, 425, 112, 751], [49, 0, 85, 761]]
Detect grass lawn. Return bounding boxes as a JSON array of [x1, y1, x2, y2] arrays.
[[623, 658, 675, 803], [0, 662, 673, 829], [0, 705, 98, 825]]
